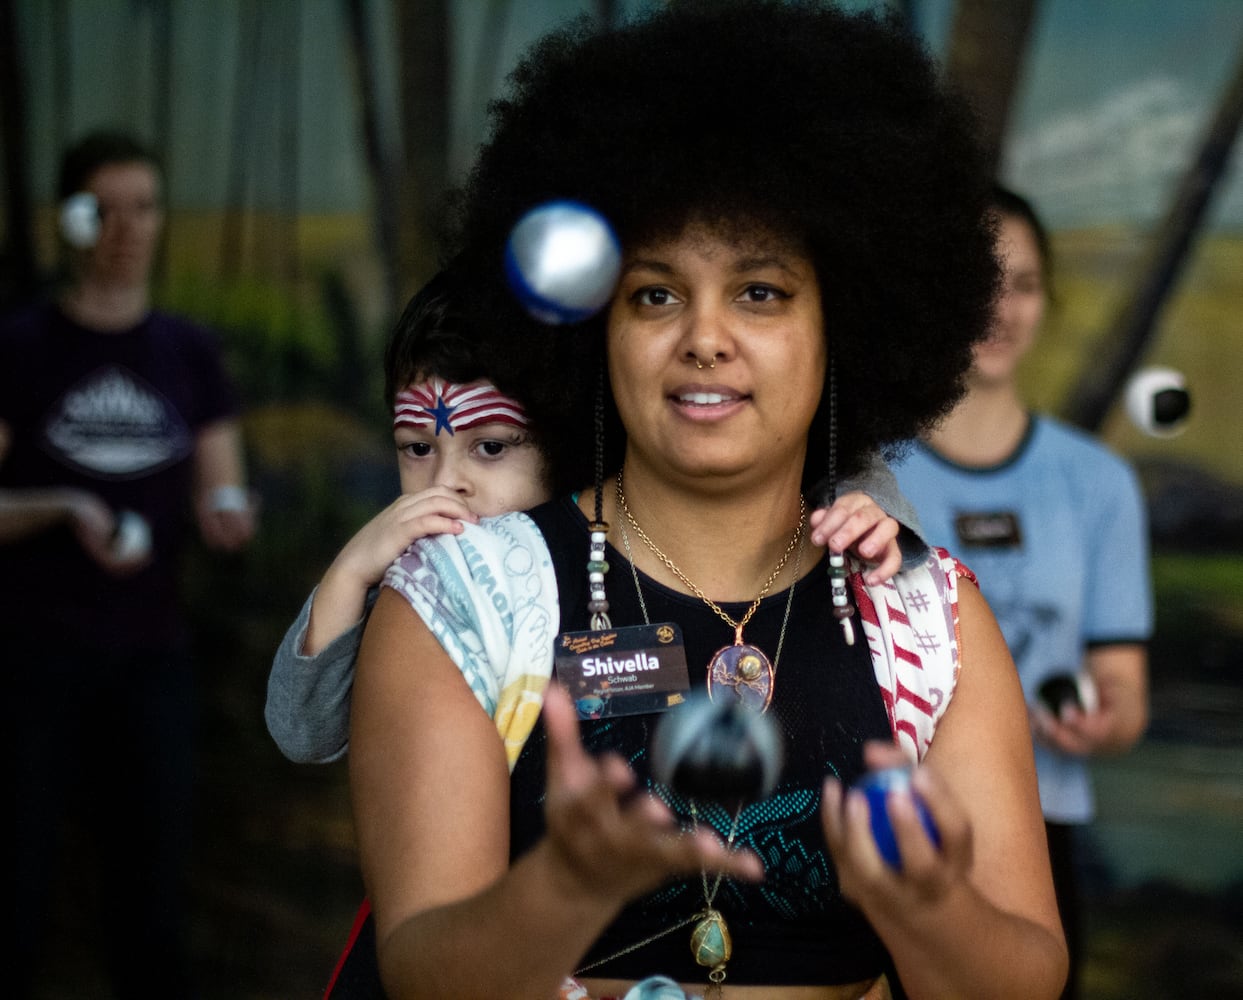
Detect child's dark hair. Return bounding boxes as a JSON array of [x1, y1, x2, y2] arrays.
[[383, 263, 556, 492], [383, 262, 489, 409], [447, 0, 1001, 495], [58, 130, 162, 200]]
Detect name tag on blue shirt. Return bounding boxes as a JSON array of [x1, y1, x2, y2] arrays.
[[955, 510, 1023, 548]]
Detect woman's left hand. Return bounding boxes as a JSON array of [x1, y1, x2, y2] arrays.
[[820, 741, 974, 913]]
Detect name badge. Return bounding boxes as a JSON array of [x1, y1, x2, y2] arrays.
[[554, 622, 691, 720], [954, 511, 1023, 548]]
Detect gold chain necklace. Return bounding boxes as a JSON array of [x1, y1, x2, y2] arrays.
[[615, 470, 805, 713], [578, 519, 804, 996], [574, 472, 805, 993]]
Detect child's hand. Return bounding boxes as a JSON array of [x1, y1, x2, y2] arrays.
[[304, 488, 478, 656], [809, 492, 901, 585], [333, 487, 479, 590]]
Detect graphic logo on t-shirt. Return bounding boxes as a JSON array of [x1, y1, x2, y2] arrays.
[[42, 365, 193, 478]]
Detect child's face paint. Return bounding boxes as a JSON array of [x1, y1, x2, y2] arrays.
[[393, 377, 528, 435], [393, 378, 547, 517]]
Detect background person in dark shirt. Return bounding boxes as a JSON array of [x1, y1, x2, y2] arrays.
[[1, 130, 256, 999]]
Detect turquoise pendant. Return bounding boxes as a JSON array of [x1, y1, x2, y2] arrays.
[[690, 908, 732, 970]]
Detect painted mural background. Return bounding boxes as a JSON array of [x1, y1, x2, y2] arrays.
[[5, 1, 1240, 997]]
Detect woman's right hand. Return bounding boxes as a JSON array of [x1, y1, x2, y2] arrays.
[[541, 684, 764, 906]]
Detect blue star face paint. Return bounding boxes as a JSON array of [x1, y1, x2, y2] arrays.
[[393, 378, 529, 436]]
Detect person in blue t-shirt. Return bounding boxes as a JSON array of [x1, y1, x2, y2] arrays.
[[891, 185, 1152, 1000]]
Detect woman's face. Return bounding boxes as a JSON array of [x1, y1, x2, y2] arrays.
[[79, 161, 164, 289], [972, 211, 1046, 386], [607, 223, 826, 489]]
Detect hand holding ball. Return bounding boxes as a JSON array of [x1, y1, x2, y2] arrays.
[[504, 200, 622, 324], [854, 766, 940, 870], [111, 510, 153, 562], [1037, 670, 1099, 719], [1125, 366, 1191, 438]]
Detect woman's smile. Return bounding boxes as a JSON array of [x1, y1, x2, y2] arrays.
[[669, 383, 750, 418]]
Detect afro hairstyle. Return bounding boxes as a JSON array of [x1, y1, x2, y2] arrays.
[[447, 0, 1000, 499]]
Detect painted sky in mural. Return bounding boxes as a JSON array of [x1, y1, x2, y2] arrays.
[[17, 0, 1243, 229], [999, 0, 1242, 228]]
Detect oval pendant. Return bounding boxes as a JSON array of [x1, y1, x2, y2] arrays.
[[706, 642, 774, 712], [690, 908, 732, 969]]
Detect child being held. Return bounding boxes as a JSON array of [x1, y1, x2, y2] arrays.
[[265, 263, 926, 765]]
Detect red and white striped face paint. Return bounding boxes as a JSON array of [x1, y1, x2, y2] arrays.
[[393, 377, 529, 435], [389, 376, 546, 517]]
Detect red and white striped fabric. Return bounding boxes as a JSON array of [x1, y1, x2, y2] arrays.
[[852, 547, 976, 763], [393, 377, 529, 434]]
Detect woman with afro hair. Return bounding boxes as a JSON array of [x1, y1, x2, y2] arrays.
[[347, 3, 1068, 998]]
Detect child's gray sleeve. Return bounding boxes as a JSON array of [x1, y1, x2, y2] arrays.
[[264, 587, 378, 764], [839, 451, 930, 571]]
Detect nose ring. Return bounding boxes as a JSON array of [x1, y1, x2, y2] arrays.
[[694, 357, 716, 370]]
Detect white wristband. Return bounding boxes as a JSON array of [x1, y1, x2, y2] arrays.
[[209, 485, 249, 513]]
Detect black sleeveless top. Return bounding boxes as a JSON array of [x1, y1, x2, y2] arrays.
[[510, 498, 894, 985]]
